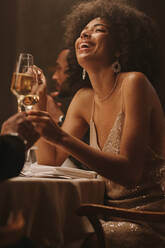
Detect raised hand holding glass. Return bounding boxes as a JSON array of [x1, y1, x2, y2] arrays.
[[11, 53, 39, 112]]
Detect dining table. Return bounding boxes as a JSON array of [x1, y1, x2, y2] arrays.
[[0, 167, 105, 248]]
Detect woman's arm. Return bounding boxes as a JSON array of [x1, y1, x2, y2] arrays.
[[33, 67, 91, 166], [28, 73, 154, 185], [34, 88, 91, 166]]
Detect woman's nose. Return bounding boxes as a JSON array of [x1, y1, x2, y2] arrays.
[[80, 29, 91, 39]]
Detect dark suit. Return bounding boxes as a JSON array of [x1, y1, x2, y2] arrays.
[[0, 135, 25, 181]]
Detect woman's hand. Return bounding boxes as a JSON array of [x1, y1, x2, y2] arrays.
[[27, 110, 63, 145], [33, 65, 47, 111]]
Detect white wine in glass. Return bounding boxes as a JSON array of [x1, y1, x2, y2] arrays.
[[11, 53, 39, 169], [11, 53, 39, 111]]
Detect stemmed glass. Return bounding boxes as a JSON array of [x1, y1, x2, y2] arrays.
[[11, 53, 39, 112], [10, 53, 40, 170]]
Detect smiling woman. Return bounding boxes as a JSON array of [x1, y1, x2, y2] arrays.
[[26, 0, 165, 247]]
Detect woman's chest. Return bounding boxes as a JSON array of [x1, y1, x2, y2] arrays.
[[93, 102, 122, 149]]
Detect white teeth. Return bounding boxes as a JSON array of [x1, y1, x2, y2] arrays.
[[83, 44, 89, 48], [80, 43, 89, 49]]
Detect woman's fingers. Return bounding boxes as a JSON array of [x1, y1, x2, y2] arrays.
[[27, 116, 49, 124], [27, 110, 55, 127], [27, 111, 53, 130], [27, 110, 50, 117], [27, 110, 62, 144], [29, 65, 48, 111], [33, 65, 46, 85]]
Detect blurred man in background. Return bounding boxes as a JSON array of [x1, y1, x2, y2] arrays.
[[52, 49, 70, 93]]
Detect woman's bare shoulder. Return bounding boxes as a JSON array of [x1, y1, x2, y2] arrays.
[[120, 72, 154, 98], [74, 87, 94, 99], [67, 88, 94, 122], [71, 87, 94, 107], [119, 72, 156, 114], [121, 72, 150, 86]]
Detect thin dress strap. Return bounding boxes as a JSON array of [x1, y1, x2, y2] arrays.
[[90, 96, 95, 121], [120, 77, 125, 113]]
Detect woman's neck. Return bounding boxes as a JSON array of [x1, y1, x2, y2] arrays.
[[87, 66, 117, 101]]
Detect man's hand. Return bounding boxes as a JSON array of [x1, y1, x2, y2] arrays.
[[1, 112, 40, 150]]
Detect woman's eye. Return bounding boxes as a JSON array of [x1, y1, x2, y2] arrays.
[[95, 28, 106, 33]]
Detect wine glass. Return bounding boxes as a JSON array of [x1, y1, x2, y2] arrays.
[[11, 53, 39, 112], [11, 53, 39, 171]]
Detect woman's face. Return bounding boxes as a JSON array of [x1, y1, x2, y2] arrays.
[[75, 17, 115, 68]]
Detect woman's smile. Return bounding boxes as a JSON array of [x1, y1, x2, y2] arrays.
[[78, 41, 94, 53]]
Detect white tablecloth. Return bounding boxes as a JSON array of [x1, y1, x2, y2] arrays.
[[0, 176, 105, 247]]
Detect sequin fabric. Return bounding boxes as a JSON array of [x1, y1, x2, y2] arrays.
[[90, 110, 165, 247]]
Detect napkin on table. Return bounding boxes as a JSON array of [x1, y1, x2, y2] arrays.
[[21, 163, 97, 179]]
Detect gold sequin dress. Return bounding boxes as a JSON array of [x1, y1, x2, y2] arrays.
[[90, 110, 165, 247]]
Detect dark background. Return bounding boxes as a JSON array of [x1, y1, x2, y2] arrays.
[[1, 0, 165, 128]]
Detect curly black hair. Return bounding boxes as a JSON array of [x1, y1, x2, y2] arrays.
[[63, 0, 162, 88]]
